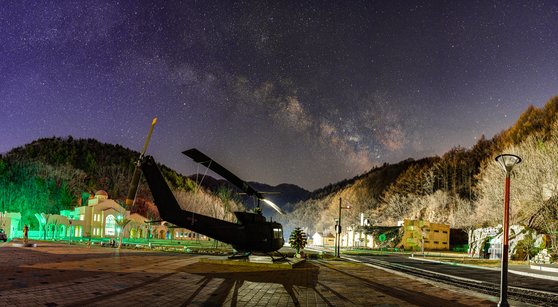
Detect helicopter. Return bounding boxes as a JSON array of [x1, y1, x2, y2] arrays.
[[125, 118, 286, 259]]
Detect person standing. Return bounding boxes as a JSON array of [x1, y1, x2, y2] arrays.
[[23, 224, 29, 244]]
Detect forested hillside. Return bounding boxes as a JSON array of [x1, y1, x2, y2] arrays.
[[0, 137, 243, 228], [282, 96, 558, 238], [276, 158, 424, 235]]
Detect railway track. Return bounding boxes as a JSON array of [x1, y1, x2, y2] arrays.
[[329, 255, 558, 306]]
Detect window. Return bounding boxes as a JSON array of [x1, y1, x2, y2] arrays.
[[434, 241, 439, 244], [442, 231, 448, 234], [273, 228, 283, 239], [80, 214, 85, 221], [434, 230, 439, 233], [443, 242, 448, 245], [105, 215, 116, 236], [74, 226, 82, 237]]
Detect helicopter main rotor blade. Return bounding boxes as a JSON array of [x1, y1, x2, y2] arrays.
[[261, 199, 286, 215], [183, 148, 263, 199]]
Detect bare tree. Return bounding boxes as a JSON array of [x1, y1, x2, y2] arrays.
[[475, 122, 558, 240]]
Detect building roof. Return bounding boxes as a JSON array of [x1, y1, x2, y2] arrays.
[[95, 190, 108, 197]]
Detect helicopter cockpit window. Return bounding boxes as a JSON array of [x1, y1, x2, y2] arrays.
[[273, 228, 283, 239]]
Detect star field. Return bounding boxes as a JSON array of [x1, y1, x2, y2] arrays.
[[1, 1, 558, 190]]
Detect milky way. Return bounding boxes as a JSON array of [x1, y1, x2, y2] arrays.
[[1, 1, 557, 190]]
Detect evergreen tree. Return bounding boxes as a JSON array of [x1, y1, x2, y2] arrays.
[[289, 227, 307, 255]]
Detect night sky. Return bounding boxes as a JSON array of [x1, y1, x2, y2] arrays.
[[1, 1, 557, 190]]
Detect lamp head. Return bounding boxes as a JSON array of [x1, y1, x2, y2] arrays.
[[495, 154, 521, 174]]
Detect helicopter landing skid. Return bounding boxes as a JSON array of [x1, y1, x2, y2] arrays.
[[228, 251, 251, 259], [267, 251, 287, 262]]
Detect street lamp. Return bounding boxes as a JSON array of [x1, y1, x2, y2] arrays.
[[68, 217, 73, 244], [335, 197, 351, 258], [495, 153, 521, 307]]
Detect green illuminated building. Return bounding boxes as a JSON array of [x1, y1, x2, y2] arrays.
[[2, 190, 209, 242]]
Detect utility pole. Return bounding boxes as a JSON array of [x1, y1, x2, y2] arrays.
[[336, 197, 351, 258], [334, 218, 341, 258]]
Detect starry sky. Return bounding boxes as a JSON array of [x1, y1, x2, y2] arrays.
[[1, 1, 558, 190]]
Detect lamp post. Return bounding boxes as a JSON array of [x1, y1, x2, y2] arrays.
[[335, 197, 351, 258], [495, 154, 521, 307], [69, 217, 73, 244]]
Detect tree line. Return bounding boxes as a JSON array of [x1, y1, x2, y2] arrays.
[[0, 137, 244, 228]]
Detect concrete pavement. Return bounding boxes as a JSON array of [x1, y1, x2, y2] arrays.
[[0, 241, 502, 306]]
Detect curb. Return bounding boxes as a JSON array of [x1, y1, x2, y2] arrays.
[[412, 256, 558, 281]]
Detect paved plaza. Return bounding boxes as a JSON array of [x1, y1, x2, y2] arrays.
[[0, 241, 502, 306]]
